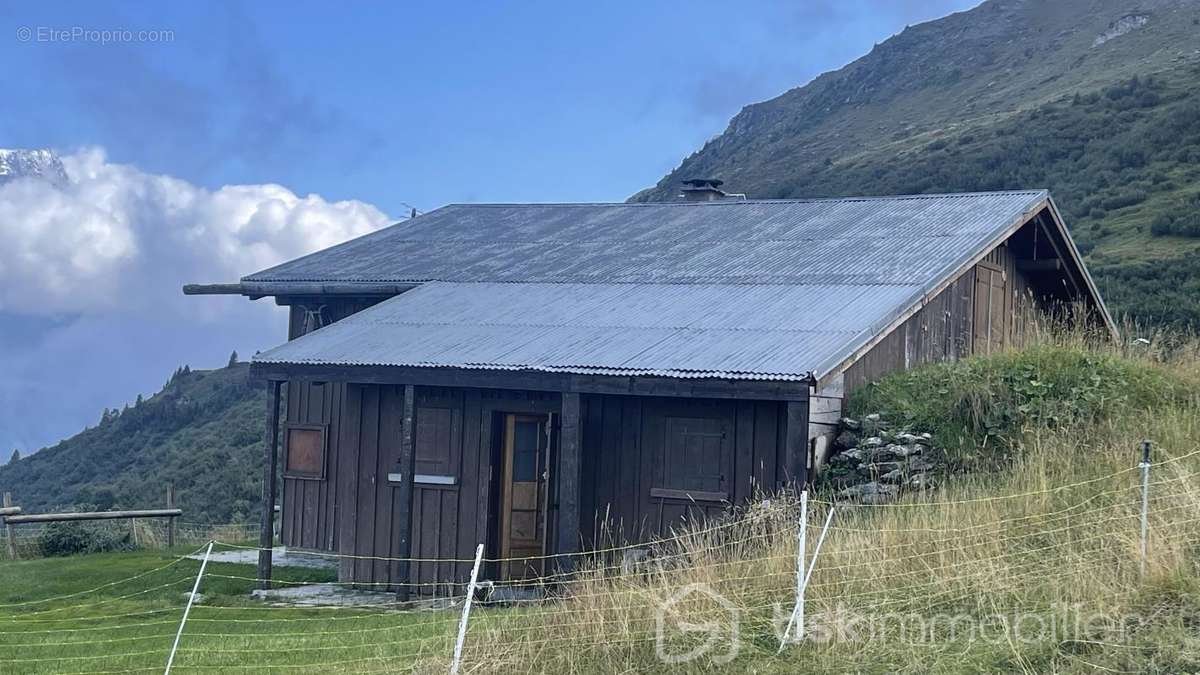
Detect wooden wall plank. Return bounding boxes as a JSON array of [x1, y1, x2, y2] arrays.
[[354, 385, 380, 586], [557, 393, 582, 560], [459, 389, 482, 585], [336, 385, 361, 582], [753, 401, 779, 492], [784, 400, 807, 487], [733, 401, 754, 504]]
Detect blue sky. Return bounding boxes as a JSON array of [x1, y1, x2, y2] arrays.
[[0, 0, 979, 453], [3, 1, 977, 210]]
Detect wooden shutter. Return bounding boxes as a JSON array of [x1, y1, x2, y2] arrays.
[[653, 417, 729, 502], [973, 262, 1010, 355]]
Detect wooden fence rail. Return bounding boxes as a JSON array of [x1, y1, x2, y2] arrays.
[[1, 483, 181, 560], [3, 508, 182, 524]]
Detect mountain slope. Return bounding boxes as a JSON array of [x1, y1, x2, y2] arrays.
[[0, 148, 68, 187], [0, 363, 265, 523], [634, 0, 1200, 326]]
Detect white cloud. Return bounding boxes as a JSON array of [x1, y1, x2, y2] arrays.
[[0, 147, 393, 315], [0, 148, 395, 453]]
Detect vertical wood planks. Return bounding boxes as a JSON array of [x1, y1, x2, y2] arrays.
[[337, 385, 362, 583], [784, 400, 807, 489], [557, 393, 582, 563]]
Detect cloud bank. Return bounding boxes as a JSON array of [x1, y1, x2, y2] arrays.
[[0, 148, 391, 316], [0, 149, 393, 452]]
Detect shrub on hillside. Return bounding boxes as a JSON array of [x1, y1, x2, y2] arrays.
[[849, 344, 1196, 466], [38, 520, 134, 557]]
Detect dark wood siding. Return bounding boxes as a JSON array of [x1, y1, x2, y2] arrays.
[[280, 381, 344, 552], [279, 295, 389, 554], [410, 387, 467, 595], [286, 296, 387, 341], [578, 395, 791, 548], [844, 271, 975, 393], [844, 242, 1038, 393], [281, 380, 804, 589]]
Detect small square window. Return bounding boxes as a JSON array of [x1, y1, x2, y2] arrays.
[[284, 424, 326, 480]]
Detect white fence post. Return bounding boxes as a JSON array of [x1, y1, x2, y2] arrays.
[[1139, 440, 1152, 578], [451, 543, 485, 675], [779, 493, 835, 653], [165, 540, 213, 675], [779, 491, 808, 652]]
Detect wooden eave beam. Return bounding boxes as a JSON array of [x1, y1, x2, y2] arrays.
[[1016, 258, 1064, 273], [1033, 214, 1083, 297]]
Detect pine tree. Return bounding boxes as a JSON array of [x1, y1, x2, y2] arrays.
[[227, 350, 239, 368], [8, 449, 19, 465]]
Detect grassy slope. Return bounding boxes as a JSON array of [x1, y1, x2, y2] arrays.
[[0, 364, 266, 524], [5, 338, 1200, 673], [465, 338, 1200, 673], [633, 0, 1200, 327]]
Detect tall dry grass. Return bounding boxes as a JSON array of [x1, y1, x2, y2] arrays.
[[463, 327, 1200, 673]]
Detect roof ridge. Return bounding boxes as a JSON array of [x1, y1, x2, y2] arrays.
[[443, 189, 1047, 208]]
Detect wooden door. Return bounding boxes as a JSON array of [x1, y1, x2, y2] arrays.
[[499, 414, 549, 580], [973, 262, 1009, 355]]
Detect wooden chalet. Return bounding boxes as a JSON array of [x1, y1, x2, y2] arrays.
[[185, 188, 1113, 593]]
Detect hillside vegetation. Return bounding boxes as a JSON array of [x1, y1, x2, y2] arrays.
[[0, 362, 265, 524], [635, 0, 1200, 327]]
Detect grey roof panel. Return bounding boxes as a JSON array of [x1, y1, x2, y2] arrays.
[[244, 191, 1048, 286], [250, 191, 1057, 381], [255, 282, 925, 380]]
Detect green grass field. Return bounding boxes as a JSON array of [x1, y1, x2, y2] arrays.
[[0, 547, 457, 673]]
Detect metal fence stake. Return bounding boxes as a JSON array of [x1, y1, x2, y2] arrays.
[[779, 493, 835, 652], [1139, 440, 1152, 578], [779, 491, 808, 652], [451, 543, 485, 675], [165, 540, 213, 675]]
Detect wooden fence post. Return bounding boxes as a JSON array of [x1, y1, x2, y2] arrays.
[[166, 483, 176, 548], [394, 384, 416, 602], [3, 493, 14, 560]]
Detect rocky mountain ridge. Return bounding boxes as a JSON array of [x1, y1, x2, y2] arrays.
[[0, 148, 68, 187]]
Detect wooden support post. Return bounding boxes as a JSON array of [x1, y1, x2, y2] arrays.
[[556, 392, 582, 571], [3, 493, 14, 560], [166, 483, 176, 548], [785, 400, 808, 490], [257, 380, 282, 590], [395, 384, 416, 602]]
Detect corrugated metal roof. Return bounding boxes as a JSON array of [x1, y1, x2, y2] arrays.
[[254, 282, 924, 380], [244, 191, 1049, 286], [251, 191, 1055, 381]]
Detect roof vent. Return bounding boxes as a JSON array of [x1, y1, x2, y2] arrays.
[[680, 178, 745, 202]]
